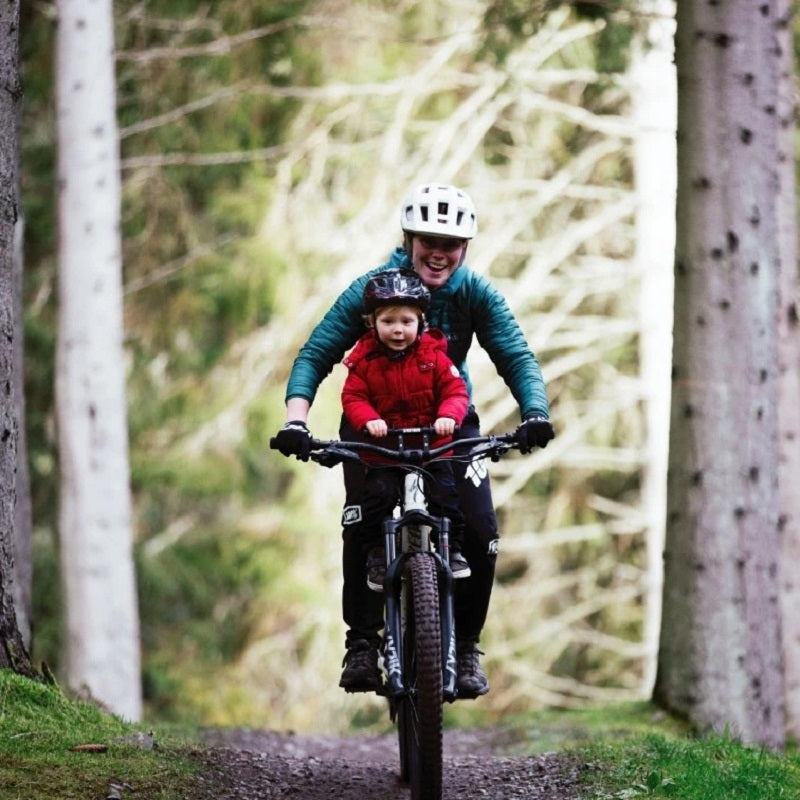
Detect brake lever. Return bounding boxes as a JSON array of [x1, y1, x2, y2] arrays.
[[466, 439, 514, 463], [312, 446, 361, 468]]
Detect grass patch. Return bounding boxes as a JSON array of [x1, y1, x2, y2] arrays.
[[452, 702, 800, 798], [581, 731, 800, 799], [0, 670, 201, 800]]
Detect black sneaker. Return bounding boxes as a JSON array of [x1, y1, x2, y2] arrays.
[[450, 550, 471, 579], [366, 546, 385, 592], [456, 641, 489, 698], [339, 640, 382, 692]]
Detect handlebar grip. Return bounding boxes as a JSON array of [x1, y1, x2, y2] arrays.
[[269, 437, 279, 449]]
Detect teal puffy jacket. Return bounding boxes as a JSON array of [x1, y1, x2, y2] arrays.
[[286, 248, 550, 420]]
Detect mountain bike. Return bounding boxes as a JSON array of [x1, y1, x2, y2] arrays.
[[271, 427, 526, 800]]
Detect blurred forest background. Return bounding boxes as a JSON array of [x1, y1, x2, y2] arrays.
[[20, 0, 693, 732]]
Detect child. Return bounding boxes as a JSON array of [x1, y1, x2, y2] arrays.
[[341, 269, 471, 601]]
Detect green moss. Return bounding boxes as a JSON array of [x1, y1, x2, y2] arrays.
[[0, 671, 201, 799]]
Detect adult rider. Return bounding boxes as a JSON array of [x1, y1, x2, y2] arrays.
[[273, 182, 554, 697]]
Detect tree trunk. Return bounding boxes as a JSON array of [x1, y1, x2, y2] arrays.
[[631, 0, 676, 695], [11, 208, 31, 649], [0, 0, 35, 678], [654, 0, 785, 749], [11, 96, 31, 652], [774, 0, 800, 739], [55, 0, 142, 721]]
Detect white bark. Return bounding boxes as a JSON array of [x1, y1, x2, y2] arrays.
[[631, 0, 676, 695], [55, 0, 142, 721]]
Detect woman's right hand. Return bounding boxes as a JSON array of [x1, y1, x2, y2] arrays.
[[271, 421, 312, 460]]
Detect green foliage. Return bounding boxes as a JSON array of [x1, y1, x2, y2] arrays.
[[593, 13, 633, 74], [479, 0, 632, 70], [137, 526, 283, 719], [479, 0, 552, 63], [30, 529, 62, 674]]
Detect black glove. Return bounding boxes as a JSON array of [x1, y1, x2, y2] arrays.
[[271, 421, 312, 461], [516, 415, 554, 453]]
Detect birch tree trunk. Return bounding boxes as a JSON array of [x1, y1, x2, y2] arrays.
[[0, 0, 34, 677], [55, 0, 142, 721], [654, 0, 785, 749], [631, 0, 676, 695], [774, 0, 800, 739]]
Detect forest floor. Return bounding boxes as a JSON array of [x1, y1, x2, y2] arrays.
[[185, 726, 590, 799]]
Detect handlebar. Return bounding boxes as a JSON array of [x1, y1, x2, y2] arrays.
[[270, 426, 524, 468]]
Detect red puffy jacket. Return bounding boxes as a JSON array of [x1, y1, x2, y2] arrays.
[[342, 328, 469, 448]]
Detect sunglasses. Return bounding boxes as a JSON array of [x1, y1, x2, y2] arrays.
[[416, 236, 466, 253]]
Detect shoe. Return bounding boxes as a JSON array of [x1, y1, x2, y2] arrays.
[[450, 550, 471, 579], [339, 640, 382, 692], [366, 546, 385, 592], [456, 641, 489, 698]]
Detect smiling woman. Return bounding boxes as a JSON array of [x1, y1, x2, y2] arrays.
[[410, 235, 467, 288], [401, 184, 475, 289]]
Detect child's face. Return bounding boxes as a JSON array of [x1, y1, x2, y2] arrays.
[[374, 305, 421, 351]]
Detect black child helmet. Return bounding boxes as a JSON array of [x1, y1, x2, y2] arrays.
[[362, 269, 431, 315]]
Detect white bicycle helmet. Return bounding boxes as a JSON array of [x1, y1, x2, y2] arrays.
[[400, 183, 477, 240]]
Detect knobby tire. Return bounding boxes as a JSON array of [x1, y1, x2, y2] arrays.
[[397, 553, 443, 800]]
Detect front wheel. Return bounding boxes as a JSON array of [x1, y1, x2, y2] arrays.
[[396, 553, 443, 800]]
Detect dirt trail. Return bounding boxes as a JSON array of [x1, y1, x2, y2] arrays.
[[187, 727, 589, 799]]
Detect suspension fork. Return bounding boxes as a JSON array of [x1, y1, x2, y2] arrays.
[[381, 511, 457, 700], [438, 518, 457, 702], [382, 514, 404, 698]]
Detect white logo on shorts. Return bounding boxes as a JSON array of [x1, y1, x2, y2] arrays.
[[488, 539, 499, 555], [342, 505, 362, 525], [466, 457, 488, 487]]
